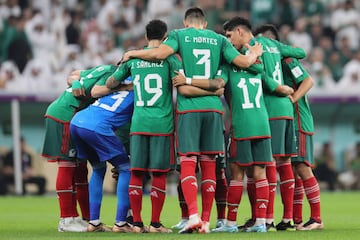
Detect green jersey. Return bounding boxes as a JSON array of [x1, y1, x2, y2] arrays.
[[45, 65, 117, 122], [282, 57, 314, 134], [218, 61, 271, 139], [164, 28, 239, 113], [252, 36, 306, 119], [112, 51, 181, 135]]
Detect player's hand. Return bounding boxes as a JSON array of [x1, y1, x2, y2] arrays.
[[72, 87, 85, 97], [121, 50, 135, 63], [111, 167, 119, 181], [172, 70, 186, 86], [246, 42, 263, 57], [288, 94, 295, 103], [282, 85, 294, 96], [214, 87, 224, 96]]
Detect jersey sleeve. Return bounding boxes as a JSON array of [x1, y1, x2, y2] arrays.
[[275, 40, 306, 59], [215, 64, 230, 85], [239, 43, 264, 73], [95, 78, 106, 86], [261, 55, 280, 92], [163, 30, 179, 53], [112, 62, 131, 82], [167, 54, 183, 78], [221, 36, 240, 64], [283, 57, 309, 85]]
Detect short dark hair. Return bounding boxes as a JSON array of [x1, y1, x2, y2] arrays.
[[254, 24, 280, 41], [223, 17, 252, 32], [184, 7, 205, 21], [145, 19, 167, 41]]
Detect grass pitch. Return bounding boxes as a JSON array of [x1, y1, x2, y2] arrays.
[[0, 191, 359, 240]]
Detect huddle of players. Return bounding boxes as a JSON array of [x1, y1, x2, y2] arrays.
[[42, 6, 323, 234]]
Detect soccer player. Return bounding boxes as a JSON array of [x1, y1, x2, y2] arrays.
[[106, 19, 180, 233], [70, 79, 134, 233], [121, 7, 263, 234], [255, 24, 324, 231], [222, 17, 307, 231], [41, 65, 118, 232]]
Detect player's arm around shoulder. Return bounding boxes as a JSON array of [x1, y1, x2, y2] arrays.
[[276, 39, 307, 59], [122, 44, 174, 62], [246, 56, 264, 74], [105, 63, 130, 89], [232, 42, 264, 68]]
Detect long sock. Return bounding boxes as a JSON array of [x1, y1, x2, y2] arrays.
[[177, 181, 189, 219], [277, 162, 295, 220], [246, 177, 256, 220], [89, 166, 106, 221], [266, 162, 277, 221], [129, 171, 144, 224], [303, 176, 321, 222], [199, 155, 216, 222], [215, 168, 228, 220], [226, 180, 243, 222], [116, 163, 131, 222], [56, 161, 76, 218], [150, 173, 167, 224], [74, 162, 89, 220], [293, 176, 304, 223], [255, 178, 269, 219], [180, 156, 198, 217]]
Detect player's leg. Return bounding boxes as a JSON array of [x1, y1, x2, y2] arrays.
[[70, 126, 110, 232], [292, 132, 323, 230], [237, 168, 256, 230], [244, 165, 268, 233], [265, 161, 277, 229], [198, 112, 224, 233], [212, 159, 244, 232], [171, 176, 189, 229], [87, 161, 110, 232], [244, 138, 271, 233], [270, 119, 296, 231], [215, 155, 228, 228], [198, 154, 216, 233], [44, 119, 86, 232], [177, 113, 202, 233], [276, 156, 295, 230], [74, 161, 89, 222], [128, 135, 149, 233], [148, 135, 174, 233], [293, 171, 304, 226], [110, 157, 133, 233]]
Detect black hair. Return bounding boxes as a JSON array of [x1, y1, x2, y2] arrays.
[[254, 24, 280, 41], [223, 16, 252, 32], [184, 7, 205, 21], [145, 19, 167, 41]]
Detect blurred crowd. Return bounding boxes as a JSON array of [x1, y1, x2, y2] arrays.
[[0, 0, 359, 96]]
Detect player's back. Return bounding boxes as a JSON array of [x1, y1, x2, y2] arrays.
[[174, 28, 225, 79], [253, 36, 293, 119], [45, 65, 117, 121], [72, 90, 134, 135], [221, 64, 270, 139], [166, 28, 234, 112], [126, 54, 179, 134]]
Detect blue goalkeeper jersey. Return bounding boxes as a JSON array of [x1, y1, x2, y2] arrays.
[[71, 90, 134, 136]]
